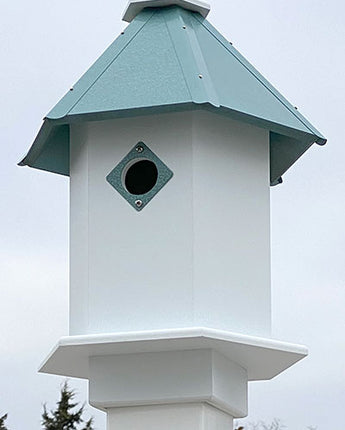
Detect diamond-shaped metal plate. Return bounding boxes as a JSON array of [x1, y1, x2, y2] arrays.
[[106, 142, 173, 211]]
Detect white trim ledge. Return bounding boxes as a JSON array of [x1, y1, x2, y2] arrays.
[[39, 327, 307, 381]]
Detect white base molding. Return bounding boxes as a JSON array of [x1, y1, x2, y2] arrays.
[[39, 327, 308, 381], [39, 327, 307, 421]]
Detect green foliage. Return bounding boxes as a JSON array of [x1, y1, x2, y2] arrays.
[[42, 382, 93, 430], [0, 414, 8, 430]]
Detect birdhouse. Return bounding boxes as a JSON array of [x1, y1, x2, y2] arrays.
[[21, 1, 326, 429]]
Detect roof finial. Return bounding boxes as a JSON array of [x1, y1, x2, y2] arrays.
[[122, 0, 211, 23]]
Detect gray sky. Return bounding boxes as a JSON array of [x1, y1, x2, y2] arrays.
[[1, 0, 344, 429]]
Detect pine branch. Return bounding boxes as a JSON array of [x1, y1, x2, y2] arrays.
[[42, 382, 94, 430], [0, 413, 8, 430]]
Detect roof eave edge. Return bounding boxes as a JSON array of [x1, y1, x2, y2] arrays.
[[18, 119, 54, 168]]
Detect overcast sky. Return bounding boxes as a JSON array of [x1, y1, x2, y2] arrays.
[[1, 0, 344, 429]]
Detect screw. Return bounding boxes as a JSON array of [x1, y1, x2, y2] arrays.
[[182, 25, 186, 29], [121, 31, 125, 35], [135, 200, 143, 208], [198, 74, 203, 79], [70, 87, 74, 91], [136, 145, 144, 153]]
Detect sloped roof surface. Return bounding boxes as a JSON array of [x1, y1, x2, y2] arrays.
[[20, 6, 326, 184]]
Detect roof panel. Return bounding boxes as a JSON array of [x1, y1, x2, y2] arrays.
[[70, 10, 191, 115], [20, 5, 326, 183], [191, 13, 321, 138], [47, 9, 156, 120]]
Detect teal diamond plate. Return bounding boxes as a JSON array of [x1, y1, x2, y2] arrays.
[[106, 142, 173, 211]]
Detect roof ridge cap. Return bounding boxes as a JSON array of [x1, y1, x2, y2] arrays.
[[163, 7, 219, 107], [123, 0, 210, 23]]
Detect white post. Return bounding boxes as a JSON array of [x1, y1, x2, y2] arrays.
[[88, 347, 247, 429], [107, 404, 233, 430]]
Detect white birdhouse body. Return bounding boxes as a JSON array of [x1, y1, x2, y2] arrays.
[[21, 1, 326, 427], [70, 110, 271, 338]]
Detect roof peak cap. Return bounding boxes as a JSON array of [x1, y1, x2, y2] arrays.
[[122, 0, 211, 22]]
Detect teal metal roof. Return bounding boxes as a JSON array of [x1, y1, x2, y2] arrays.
[[20, 5, 326, 184]]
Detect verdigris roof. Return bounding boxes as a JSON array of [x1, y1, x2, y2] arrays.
[[20, 5, 326, 185]]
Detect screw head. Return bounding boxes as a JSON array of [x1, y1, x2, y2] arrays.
[[136, 145, 144, 153], [135, 200, 143, 208], [182, 25, 187, 29], [198, 74, 203, 79]]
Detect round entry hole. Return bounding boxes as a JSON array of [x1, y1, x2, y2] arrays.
[[124, 159, 158, 195]]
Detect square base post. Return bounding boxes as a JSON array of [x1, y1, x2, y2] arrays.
[[89, 349, 248, 417], [107, 403, 233, 430]]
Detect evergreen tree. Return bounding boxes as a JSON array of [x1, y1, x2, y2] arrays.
[[42, 382, 93, 430], [0, 414, 8, 430], [235, 421, 317, 430]]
